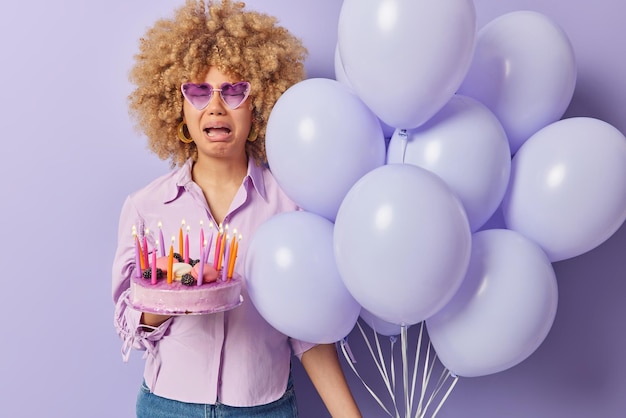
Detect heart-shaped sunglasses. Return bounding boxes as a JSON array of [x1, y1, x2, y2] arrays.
[[181, 81, 251, 110]]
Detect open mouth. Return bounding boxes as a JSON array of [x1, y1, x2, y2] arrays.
[[204, 127, 232, 136]]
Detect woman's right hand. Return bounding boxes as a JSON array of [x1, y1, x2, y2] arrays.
[[141, 312, 173, 329]]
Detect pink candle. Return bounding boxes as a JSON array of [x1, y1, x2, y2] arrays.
[[143, 229, 149, 271], [158, 221, 166, 255], [151, 246, 157, 285], [197, 242, 206, 286], [199, 221, 205, 258], [184, 225, 190, 263]]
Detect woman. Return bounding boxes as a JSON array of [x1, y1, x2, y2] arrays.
[[112, 1, 362, 416]]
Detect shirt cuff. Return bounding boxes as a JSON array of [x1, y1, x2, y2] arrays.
[[114, 289, 172, 362]]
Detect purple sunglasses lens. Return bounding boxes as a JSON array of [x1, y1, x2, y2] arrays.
[[181, 84, 213, 109], [181, 82, 250, 110], [220, 82, 250, 109]]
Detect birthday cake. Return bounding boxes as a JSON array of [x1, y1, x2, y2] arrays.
[[128, 221, 243, 315]]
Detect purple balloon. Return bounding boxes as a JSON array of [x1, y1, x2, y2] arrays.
[[338, 0, 476, 128], [266, 78, 386, 222], [387, 95, 511, 231], [359, 308, 403, 337], [334, 44, 396, 140], [334, 164, 472, 326], [427, 229, 558, 377], [458, 11, 577, 154], [502, 117, 626, 262], [245, 211, 361, 344]]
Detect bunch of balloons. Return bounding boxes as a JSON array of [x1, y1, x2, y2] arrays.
[[245, 0, 626, 381]]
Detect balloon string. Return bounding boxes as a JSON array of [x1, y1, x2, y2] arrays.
[[421, 367, 458, 418], [356, 321, 400, 417], [401, 325, 410, 418], [373, 322, 393, 396], [419, 367, 441, 417], [359, 321, 398, 412], [377, 329, 401, 418], [416, 339, 434, 414], [409, 322, 425, 413], [429, 373, 459, 418], [390, 335, 397, 406], [421, 357, 448, 416], [344, 321, 459, 418], [339, 337, 395, 417], [398, 129, 409, 163]]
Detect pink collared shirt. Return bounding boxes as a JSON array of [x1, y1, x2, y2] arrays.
[[112, 158, 315, 406]]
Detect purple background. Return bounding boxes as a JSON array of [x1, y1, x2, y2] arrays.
[[1, 0, 624, 417]]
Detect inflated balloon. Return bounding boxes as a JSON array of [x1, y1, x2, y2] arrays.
[[457, 11, 576, 154], [426, 229, 558, 377], [387, 95, 510, 231], [502, 117, 626, 262], [334, 44, 396, 141], [334, 164, 472, 326], [333, 43, 350, 88], [245, 211, 361, 344], [359, 308, 403, 337], [337, 0, 476, 128], [266, 78, 386, 222]]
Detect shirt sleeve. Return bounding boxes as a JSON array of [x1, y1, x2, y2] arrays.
[[112, 196, 172, 361], [289, 337, 318, 361], [114, 288, 173, 362]]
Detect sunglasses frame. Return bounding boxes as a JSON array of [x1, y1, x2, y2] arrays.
[[181, 81, 251, 110]]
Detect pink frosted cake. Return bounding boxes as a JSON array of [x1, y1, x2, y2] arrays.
[[129, 221, 243, 315], [129, 271, 242, 315]]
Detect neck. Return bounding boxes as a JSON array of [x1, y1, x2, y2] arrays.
[[192, 154, 248, 185]]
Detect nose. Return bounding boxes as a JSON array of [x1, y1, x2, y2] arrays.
[[206, 90, 226, 115]]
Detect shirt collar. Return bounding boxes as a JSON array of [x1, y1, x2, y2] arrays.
[[162, 158, 268, 203], [247, 159, 268, 202]]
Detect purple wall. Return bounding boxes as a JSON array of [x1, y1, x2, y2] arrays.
[[1, 0, 623, 417]]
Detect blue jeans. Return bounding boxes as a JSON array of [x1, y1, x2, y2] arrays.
[[136, 375, 298, 418]]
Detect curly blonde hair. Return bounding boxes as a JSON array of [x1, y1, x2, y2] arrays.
[[128, 0, 307, 166]]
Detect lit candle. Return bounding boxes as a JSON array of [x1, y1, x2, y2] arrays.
[[184, 225, 190, 263], [133, 226, 142, 278], [151, 245, 157, 285], [143, 228, 150, 271], [221, 235, 231, 281], [198, 240, 206, 286], [224, 229, 237, 278], [179, 219, 186, 256], [213, 225, 223, 268], [138, 231, 146, 271], [158, 221, 166, 255], [230, 228, 237, 255], [227, 234, 240, 279], [167, 236, 174, 284], [217, 229, 226, 271], [199, 220, 204, 257]]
